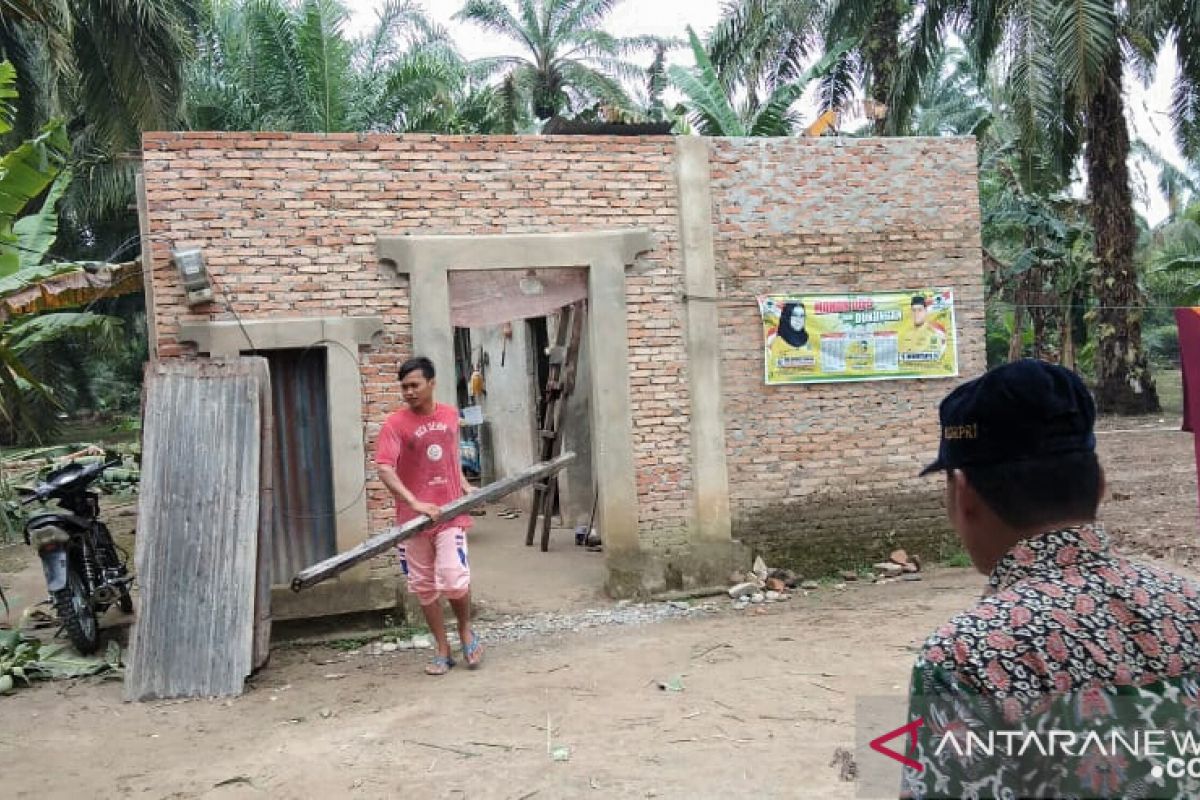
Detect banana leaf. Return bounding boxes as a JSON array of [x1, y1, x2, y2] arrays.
[[0, 121, 70, 276], [29, 642, 121, 679]]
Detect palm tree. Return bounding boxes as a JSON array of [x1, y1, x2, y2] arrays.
[[0, 0, 196, 261], [185, 0, 483, 134], [454, 0, 661, 122], [669, 25, 846, 136], [895, 0, 1196, 413], [707, 0, 911, 135], [908, 48, 991, 138]]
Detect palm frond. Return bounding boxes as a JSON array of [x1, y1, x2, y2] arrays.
[[889, 0, 967, 135], [557, 61, 631, 108], [70, 0, 194, 151], [246, 0, 316, 130], [750, 41, 852, 136], [455, 0, 536, 52], [1049, 0, 1117, 107], [554, 0, 621, 41], [295, 0, 352, 132]]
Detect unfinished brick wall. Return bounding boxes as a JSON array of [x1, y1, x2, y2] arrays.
[[708, 138, 985, 574], [141, 133, 984, 583], [140, 133, 695, 552]]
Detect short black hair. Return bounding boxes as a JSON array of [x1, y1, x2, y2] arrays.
[[961, 451, 1103, 529], [911, 296, 928, 307], [399, 357, 435, 381]]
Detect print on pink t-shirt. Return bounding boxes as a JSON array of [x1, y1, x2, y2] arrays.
[[375, 403, 471, 534]]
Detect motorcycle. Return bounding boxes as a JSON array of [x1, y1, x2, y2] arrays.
[[19, 459, 133, 654]]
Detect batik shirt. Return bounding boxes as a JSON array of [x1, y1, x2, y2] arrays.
[[901, 525, 1200, 799]]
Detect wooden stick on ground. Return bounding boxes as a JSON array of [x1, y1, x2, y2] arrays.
[[290, 452, 576, 592]]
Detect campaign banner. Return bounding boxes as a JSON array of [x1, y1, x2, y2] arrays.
[[759, 289, 959, 385]]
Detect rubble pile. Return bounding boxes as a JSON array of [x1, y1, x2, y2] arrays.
[[726, 556, 797, 610], [726, 550, 924, 607]]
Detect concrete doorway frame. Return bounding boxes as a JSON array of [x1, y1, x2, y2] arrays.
[[178, 315, 388, 618], [377, 230, 652, 560]]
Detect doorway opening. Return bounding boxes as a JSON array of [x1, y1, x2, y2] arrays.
[[451, 296, 601, 613], [249, 348, 337, 585]]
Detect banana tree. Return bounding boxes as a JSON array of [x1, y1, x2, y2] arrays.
[[0, 60, 130, 444]]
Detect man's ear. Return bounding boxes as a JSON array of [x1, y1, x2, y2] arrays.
[[949, 469, 981, 519]]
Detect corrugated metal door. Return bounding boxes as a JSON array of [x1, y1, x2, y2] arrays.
[[263, 349, 336, 584]]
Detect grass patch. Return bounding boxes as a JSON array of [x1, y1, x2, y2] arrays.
[[941, 548, 973, 569], [324, 618, 430, 652], [52, 416, 140, 447], [1156, 367, 1183, 418]]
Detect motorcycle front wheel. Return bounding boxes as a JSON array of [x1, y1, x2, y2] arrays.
[[53, 565, 100, 655]]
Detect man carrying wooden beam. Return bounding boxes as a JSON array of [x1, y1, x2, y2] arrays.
[[376, 357, 483, 676]]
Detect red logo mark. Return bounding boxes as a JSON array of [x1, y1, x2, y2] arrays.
[[870, 717, 924, 772]]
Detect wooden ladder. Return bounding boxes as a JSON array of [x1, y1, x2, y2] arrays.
[[526, 301, 585, 552]]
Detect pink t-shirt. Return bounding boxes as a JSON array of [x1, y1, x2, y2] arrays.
[[375, 404, 471, 534]]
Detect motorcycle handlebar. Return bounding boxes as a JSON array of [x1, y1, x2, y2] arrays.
[[18, 458, 122, 504]]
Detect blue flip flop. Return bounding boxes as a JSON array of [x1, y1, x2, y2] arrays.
[[462, 635, 484, 670], [425, 653, 456, 676]]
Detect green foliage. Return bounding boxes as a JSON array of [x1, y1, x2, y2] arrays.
[[0, 61, 137, 445], [0, 121, 71, 275], [455, 0, 664, 122], [1, 0, 196, 251], [669, 25, 848, 136], [942, 548, 973, 569], [186, 0, 503, 134], [1148, 203, 1200, 307], [1144, 324, 1180, 364], [0, 629, 123, 693]]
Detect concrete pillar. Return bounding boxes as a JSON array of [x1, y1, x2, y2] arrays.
[[587, 251, 640, 557], [407, 267, 457, 407], [675, 137, 734, 544]]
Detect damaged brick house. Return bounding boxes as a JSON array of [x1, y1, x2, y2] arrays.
[[137, 132, 984, 618]]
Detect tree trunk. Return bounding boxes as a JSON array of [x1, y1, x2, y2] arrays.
[[864, 0, 901, 136], [1009, 304, 1026, 362], [1060, 299, 1076, 371], [1086, 54, 1160, 414]]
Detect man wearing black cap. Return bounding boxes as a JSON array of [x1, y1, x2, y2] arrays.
[[900, 359, 1200, 798]]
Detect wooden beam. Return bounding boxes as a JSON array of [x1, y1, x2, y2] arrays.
[[290, 452, 576, 592]]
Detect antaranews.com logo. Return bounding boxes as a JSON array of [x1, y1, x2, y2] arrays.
[[854, 695, 1200, 799]]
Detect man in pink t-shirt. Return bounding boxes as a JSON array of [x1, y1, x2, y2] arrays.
[[375, 357, 481, 676]]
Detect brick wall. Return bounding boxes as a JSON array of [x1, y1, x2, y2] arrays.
[[141, 133, 984, 579], [708, 138, 985, 574], [140, 133, 695, 551]]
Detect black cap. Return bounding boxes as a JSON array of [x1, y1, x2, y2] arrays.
[[920, 359, 1096, 476], [911, 295, 927, 307]]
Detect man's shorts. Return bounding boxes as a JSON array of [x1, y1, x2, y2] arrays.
[[397, 527, 470, 605]]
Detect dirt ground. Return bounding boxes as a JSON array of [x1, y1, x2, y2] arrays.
[[0, 417, 1196, 799]]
